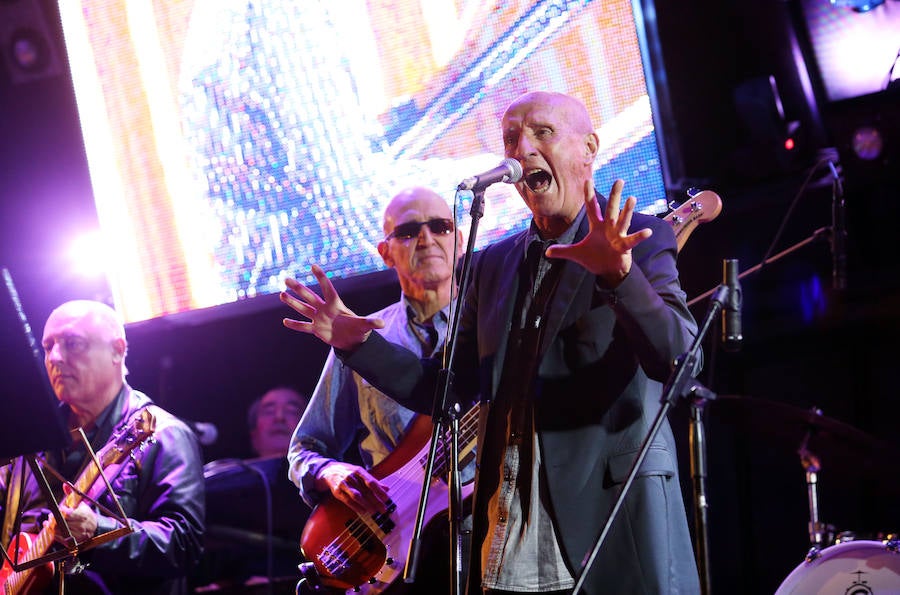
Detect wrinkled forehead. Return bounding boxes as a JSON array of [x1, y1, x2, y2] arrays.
[[43, 301, 125, 349], [44, 306, 110, 341], [383, 189, 452, 229], [501, 93, 591, 132]]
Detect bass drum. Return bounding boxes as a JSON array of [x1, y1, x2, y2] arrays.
[[775, 539, 900, 594]]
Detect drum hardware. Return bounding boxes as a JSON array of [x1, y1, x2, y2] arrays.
[[712, 396, 899, 483], [776, 538, 900, 593], [782, 416, 899, 592], [798, 421, 830, 553], [710, 396, 900, 591], [834, 531, 899, 546], [783, 440, 900, 592]]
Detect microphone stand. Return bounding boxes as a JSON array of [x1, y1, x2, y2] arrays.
[[687, 229, 829, 308], [571, 277, 734, 595], [687, 155, 845, 309], [828, 160, 847, 291], [403, 187, 483, 595]]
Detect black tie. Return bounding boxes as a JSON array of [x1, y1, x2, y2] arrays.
[[497, 239, 561, 424]]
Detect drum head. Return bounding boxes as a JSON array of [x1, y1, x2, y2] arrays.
[[775, 540, 900, 594]]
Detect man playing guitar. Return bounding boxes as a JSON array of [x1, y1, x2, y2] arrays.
[[287, 187, 475, 595], [1, 299, 205, 594]]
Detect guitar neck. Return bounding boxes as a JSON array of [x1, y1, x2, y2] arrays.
[[10, 445, 110, 587], [430, 405, 478, 479], [3, 410, 153, 595]]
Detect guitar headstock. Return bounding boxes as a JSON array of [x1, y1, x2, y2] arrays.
[[103, 409, 156, 464], [662, 190, 723, 253]]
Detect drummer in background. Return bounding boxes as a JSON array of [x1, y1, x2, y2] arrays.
[[248, 386, 309, 458], [194, 386, 310, 593]]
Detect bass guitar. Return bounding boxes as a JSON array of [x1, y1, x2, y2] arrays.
[[662, 189, 722, 253], [0, 409, 156, 595], [299, 405, 477, 594]]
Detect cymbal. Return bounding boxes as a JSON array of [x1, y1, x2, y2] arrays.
[[708, 395, 898, 479], [204, 456, 286, 493], [205, 524, 299, 551], [203, 455, 310, 549]]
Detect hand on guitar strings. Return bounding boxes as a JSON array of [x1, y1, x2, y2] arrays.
[[316, 460, 391, 517]]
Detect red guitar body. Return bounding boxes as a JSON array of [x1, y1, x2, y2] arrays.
[[300, 412, 477, 594], [0, 533, 54, 594]]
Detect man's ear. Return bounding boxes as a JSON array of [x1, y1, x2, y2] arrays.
[[377, 240, 393, 267], [112, 337, 127, 363], [584, 131, 599, 165]]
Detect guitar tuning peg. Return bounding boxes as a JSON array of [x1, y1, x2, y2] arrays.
[[686, 187, 700, 198]]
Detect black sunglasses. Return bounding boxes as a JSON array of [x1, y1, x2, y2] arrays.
[[386, 218, 455, 240]]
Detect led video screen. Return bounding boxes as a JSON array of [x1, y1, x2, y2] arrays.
[[59, 0, 670, 323], [799, 0, 900, 102]]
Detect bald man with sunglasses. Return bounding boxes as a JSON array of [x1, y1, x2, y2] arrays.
[[287, 186, 474, 594]]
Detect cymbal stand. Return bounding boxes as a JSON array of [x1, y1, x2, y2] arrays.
[[798, 425, 831, 556]]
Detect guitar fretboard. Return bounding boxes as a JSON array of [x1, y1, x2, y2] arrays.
[[417, 404, 478, 478]]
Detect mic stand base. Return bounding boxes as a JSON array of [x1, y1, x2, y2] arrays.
[[689, 387, 717, 595]]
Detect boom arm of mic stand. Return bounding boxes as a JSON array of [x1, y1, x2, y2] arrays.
[[687, 229, 828, 307], [571, 284, 727, 595], [404, 188, 484, 595]]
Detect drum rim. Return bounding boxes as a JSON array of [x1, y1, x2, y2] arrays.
[[774, 539, 900, 594]]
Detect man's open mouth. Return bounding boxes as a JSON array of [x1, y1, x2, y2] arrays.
[[524, 168, 552, 192]]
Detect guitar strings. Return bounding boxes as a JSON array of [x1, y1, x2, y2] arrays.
[[6, 416, 152, 592], [319, 405, 479, 580], [322, 406, 478, 572]]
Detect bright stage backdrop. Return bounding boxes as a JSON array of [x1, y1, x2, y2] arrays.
[[799, 0, 900, 102], [59, 0, 671, 323]]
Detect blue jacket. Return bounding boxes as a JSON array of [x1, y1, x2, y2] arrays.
[[343, 197, 701, 594]]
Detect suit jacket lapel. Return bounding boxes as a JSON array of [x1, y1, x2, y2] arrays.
[[537, 214, 592, 356], [489, 233, 529, 397]]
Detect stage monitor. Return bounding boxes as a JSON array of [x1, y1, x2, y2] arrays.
[[0, 268, 71, 460], [58, 0, 675, 324]]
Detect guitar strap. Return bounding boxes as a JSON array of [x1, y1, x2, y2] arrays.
[[2, 459, 24, 546]]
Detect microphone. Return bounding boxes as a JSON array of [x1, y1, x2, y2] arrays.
[[457, 158, 523, 191], [185, 420, 218, 446], [828, 161, 847, 291], [722, 259, 742, 352]]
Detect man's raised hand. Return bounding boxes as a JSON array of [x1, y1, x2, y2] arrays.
[[546, 179, 652, 285], [280, 265, 384, 351]]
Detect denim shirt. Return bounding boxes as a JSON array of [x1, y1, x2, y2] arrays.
[[287, 295, 475, 507], [482, 208, 584, 591]]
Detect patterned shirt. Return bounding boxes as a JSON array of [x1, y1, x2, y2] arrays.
[[481, 208, 585, 591]]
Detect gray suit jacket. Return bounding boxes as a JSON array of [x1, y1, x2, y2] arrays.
[[345, 198, 700, 594]]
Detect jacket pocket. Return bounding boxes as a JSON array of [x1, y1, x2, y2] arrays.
[[607, 446, 675, 485]]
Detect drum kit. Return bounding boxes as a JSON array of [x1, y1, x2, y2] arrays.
[[709, 395, 900, 593]]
